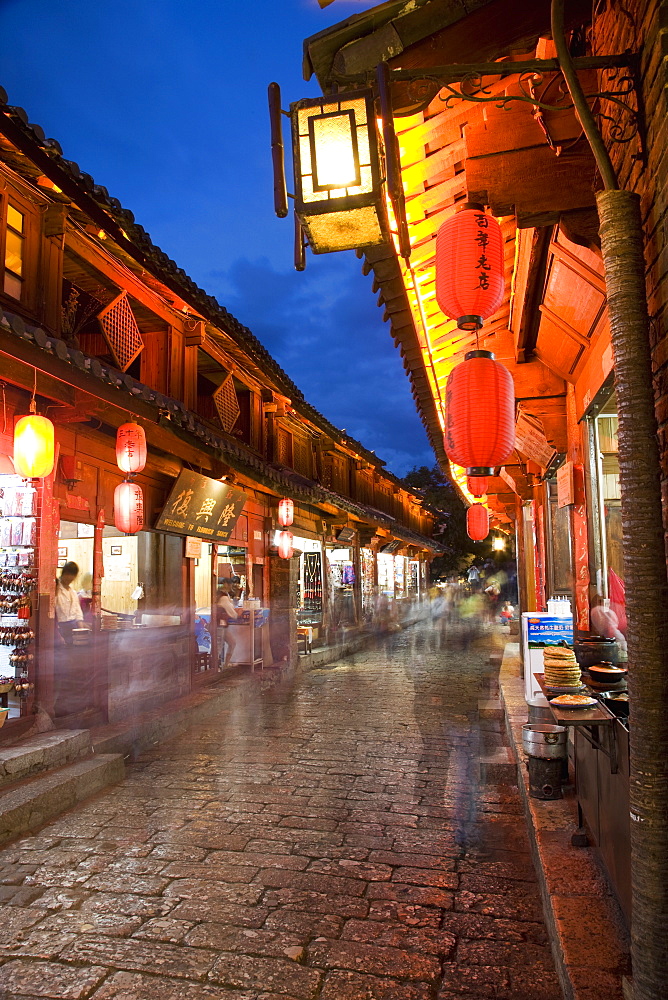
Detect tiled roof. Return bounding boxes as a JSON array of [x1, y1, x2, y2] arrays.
[[0, 306, 442, 553]]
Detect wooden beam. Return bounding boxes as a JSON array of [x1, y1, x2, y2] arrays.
[[512, 225, 553, 363]]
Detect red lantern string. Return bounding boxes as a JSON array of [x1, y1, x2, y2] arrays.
[[467, 475, 488, 498], [116, 423, 147, 475], [114, 481, 144, 535], [445, 350, 515, 476], [277, 530, 293, 559], [467, 503, 489, 541], [435, 203, 505, 330], [278, 498, 294, 528]]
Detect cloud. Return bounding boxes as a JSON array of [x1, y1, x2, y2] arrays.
[[210, 254, 435, 477]]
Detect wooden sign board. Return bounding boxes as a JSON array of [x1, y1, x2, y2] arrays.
[[155, 469, 247, 542], [185, 537, 202, 559], [557, 461, 575, 508], [515, 412, 557, 470]]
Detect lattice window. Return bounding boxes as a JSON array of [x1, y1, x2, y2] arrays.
[[277, 427, 293, 468], [293, 435, 312, 478], [213, 373, 240, 432], [97, 291, 144, 371]]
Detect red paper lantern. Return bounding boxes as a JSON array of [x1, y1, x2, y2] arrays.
[[277, 530, 293, 559], [13, 413, 55, 478], [435, 203, 504, 330], [445, 350, 515, 475], [467, 503, 489, 541], [114, 481, 144, 534], [278, 498, 294, 527], [116, 422, 147, 475], [467, 476, 488, 498]]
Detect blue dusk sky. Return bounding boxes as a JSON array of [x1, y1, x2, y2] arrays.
[[0, 0, 435, 476]]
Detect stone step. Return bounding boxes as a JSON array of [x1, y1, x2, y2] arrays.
[[478, 698, 505, 721], [0, 754, 124, 846], [479, 745, 516, 784], [0, 730, 91, 787]]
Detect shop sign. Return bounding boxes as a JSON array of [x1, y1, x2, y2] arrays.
[[514, 412, 556, 469], [185, 537, 202, 559], [155, 469, 247, 542], [380, 539, 402, 554], [526, 616, 573, 647], [336, 526, 356, 543], [65, 493, 90, 511], [557, 461, 575, 507]]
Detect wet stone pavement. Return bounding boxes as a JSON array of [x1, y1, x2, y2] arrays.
[[0, 621, 562, 1000]]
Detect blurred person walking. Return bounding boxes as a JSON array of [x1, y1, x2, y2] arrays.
[[216, 582, 239, 669]]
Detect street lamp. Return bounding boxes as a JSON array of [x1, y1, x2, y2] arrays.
[[290, 90, 386, 254]]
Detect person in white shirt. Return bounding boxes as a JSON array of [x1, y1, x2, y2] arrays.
[[216, 582, 239, 669], [590, 593, 628, 658], [55, 561, 84, 645]]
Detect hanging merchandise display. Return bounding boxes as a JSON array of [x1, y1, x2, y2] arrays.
[[114, 481, 144, 535], [467, 475, 488, 497], [277, 530, 293, 559], [302, 551, 322, 610], [435, 204, 504, 330], [13, 410, 55, 479], [116, 422, 147, 475], [0, 476, 37, 718], [445, 351, 515, 476], [467, 503, 490, 541], [278, 498, 294, 528]]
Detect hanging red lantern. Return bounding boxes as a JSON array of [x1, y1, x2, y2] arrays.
[[467, 475, 488, 498], [445, 350, 515, 475], [435, 203, 504, 330], [467, 503, 489, 541], [13, 411, 55, 478], [116, 422, 147, 475], [277, 530, 293, 559], [278, 498, 294, 527], [114, 481, 144, 534]]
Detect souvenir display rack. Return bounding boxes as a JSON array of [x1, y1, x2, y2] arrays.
[[0, 477, 37, 716]]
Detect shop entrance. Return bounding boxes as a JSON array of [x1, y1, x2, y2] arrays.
[[192, 543, 249, 670]]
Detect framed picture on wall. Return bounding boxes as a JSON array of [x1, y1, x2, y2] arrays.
[[110, 545, 122, 556], [57, 557, 67, 568], [58, 547, 67, 558]]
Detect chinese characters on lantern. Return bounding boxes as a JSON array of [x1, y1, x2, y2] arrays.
[[473, 212, 490, 291]]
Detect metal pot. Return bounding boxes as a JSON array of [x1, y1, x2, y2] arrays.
[[527, 698, 553, 724], [522, 723, 568, 759], [573, 635, 619, 668]]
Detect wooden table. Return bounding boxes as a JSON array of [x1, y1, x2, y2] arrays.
[[534, 672, 620, 846]]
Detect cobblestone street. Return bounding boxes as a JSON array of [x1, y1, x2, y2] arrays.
[[0, 622, 561, 1000]]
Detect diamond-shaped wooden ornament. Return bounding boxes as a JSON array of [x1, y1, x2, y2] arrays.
[[213, 373, 240, 432], [97, 291, 144, 371]]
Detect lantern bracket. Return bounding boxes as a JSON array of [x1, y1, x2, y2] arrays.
[[334, 53, 645, 164]]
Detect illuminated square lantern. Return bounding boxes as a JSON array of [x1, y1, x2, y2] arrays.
[[290, 89, 386, 254]]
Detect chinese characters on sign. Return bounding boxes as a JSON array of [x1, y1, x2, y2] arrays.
[[154, 469, 247, 542], [526, 616, 574, 646]]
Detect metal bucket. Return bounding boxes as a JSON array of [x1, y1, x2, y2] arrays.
[[527, 698, 553, 725], [522, 723, 567, 760]]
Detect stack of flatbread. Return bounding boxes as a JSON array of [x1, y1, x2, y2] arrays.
[[543, 645, 581, 688]]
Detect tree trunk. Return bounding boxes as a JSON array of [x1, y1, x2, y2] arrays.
[[597, 189, 668, 1000]]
